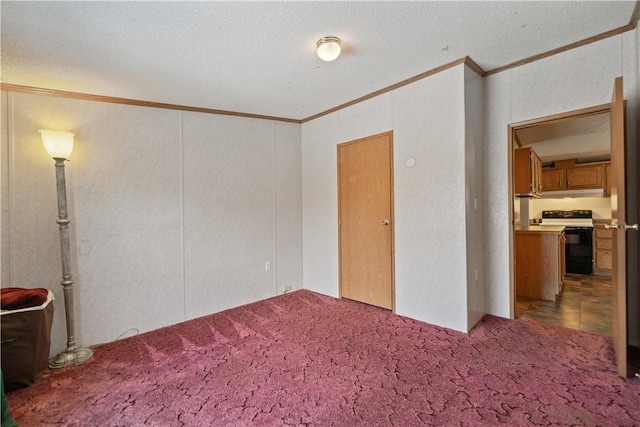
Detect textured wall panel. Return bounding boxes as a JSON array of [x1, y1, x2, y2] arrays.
[[301, 94, 392, 299], [6, 93, 184, 354], [482, 71, 512, 318], [274, 121, 303, 294], [2, 93, 304, 355], [510, 36, 622, 123], [1, 92, 9, 288], [182, 113, 275, 319], [464, 65, 486, 330], [392, 66, 468, 332], [302, 68, 474, 333]]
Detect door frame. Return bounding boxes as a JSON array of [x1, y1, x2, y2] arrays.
[[507, 103, 612, 319], [337, 130, 396, 312]]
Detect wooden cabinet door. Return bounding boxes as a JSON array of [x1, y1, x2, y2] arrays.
[[595, 228, 614, 240], [542, 168, 565, 191], [593, 226, 613, 276], [515, 232, 560, 301], [604, 163, 612, 195], [533, 155, 543, 196], [566, 165, 603, 189], [514, 147, 541, 197]]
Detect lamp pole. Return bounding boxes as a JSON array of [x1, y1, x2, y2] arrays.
[[40, 130, 93, 369]]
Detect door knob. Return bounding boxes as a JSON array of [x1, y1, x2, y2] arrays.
[[605, 223, 639, 230], [381, 220, 390, 226]]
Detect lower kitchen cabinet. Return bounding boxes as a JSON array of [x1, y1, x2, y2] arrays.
[[593, 222, 613, 276], [515, 227, 565, 301]]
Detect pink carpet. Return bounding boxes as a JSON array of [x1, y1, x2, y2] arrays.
[[6, 290, 640, 426]]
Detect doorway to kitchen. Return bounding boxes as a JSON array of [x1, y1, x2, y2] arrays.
[[517, 273, 613, 336], [508, 102, 614, 338]]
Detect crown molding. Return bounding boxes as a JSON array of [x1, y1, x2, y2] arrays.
[[0, 83, 301, 124], [484, 21, 636, 77], [301, 57, 481, 123]]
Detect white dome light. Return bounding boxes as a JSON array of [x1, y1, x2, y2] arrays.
[[316, 36, 341, 62]]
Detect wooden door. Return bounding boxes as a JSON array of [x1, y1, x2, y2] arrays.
[[338, 132, 394, 310], [610, 76, 627, 377]]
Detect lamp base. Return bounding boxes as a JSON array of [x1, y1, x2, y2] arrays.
[[48, 347, 94, 369]]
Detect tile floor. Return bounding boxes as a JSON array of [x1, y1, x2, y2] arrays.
[[516, 273, 612, 336]]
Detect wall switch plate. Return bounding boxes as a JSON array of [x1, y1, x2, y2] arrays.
[[265, 261, 271, 271]]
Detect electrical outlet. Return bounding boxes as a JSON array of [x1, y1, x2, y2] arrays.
[[283, 285, 292, 294]]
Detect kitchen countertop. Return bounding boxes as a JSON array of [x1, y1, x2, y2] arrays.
[[514, 225, 565, 233]]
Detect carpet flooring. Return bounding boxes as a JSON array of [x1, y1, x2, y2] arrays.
[[6, 290, 640, 426]]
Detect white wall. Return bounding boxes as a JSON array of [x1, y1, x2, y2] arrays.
[[302, 65, 481, 332], [301, 94, 393, 300], [464, 65, 485, 330], [0, 92, 303, 354], [1, 92, 8, 287], [483, 33, 638, 318]]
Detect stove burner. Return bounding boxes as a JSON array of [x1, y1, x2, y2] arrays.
[[542, 210, 593, 219]]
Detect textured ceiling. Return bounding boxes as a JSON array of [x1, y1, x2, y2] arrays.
[[1, 1, 637, 121], [516, 113, 611, 163]]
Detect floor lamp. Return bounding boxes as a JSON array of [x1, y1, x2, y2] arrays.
[[40, 129, 93, 369]]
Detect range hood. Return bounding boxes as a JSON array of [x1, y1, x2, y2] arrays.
[[540, 188, 605, 198]]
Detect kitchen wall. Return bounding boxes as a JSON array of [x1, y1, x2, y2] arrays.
[[302, 64, 484, 333], [483, 30, 639, 321], [0, 92, 303, 355]]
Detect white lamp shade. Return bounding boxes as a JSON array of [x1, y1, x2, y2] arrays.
[[40, 129, 75, 159], [317, 37, 341, 61]]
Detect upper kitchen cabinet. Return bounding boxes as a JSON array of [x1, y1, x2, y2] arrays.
[[566, 163, 603, 189], [514, 110, 610, 196], [541, 167, 565, 191], [514, 147, 542, 198], [540, 159, 609, 193]]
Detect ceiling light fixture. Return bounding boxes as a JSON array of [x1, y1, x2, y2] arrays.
[[316, 36, 341, 62]]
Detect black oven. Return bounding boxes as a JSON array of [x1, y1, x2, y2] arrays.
[[542, 210, 594, 275], [564, 226, 593, 275]]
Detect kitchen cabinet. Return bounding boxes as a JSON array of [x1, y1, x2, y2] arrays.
[[566, 164, 603, 189], [514, 147, 542, 198], [515, 226, 565, 301], [541, 168, 565, 191], [541, 160, 609, 193], [604, 163, 612, 196], [593, 222, 613, 276]]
